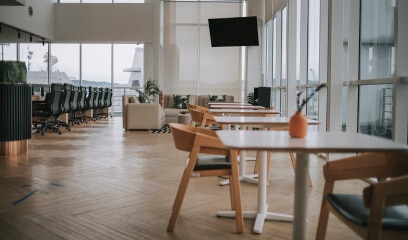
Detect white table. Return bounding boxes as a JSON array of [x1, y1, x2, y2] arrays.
[[214, 116, 319, 186], [216, 130, 408, 238]]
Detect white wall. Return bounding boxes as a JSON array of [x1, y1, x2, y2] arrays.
[[53, 3, 154, 43], [0, 0, 54, 40]]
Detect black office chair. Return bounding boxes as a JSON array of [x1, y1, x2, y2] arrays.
[[69, 86, 80, 125], [86, 86, 96, 122], [102, 88, 113, 118], [76, 86, 87, 124], [32, 83, 65, 135], [57, 83, 72, 131], [92, 87, 100, 120]]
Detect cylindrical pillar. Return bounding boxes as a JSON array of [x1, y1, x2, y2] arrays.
[[0, 83, 32, 156]]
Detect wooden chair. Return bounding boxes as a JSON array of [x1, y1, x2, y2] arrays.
[[167, 123, 244, 233], [316, 152, 408, 240]]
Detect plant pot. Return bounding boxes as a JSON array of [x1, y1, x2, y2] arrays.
[[289, 111, 308, 138]]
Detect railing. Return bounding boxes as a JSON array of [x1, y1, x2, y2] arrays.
[[111, 87, 138, 115]]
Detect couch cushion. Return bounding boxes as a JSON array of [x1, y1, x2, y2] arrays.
[[174, 94, 190, 109], [128, 96, 140, 104]]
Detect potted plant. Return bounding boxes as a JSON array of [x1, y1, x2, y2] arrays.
[[136, 78, 160, 103], [289, 83, 326, 138]]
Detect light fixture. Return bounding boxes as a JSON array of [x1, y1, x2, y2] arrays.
[[42, 38, 45, 46], [17, 31, 21, 38], [30, 34, 33, 42]]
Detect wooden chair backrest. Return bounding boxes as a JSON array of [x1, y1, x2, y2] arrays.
[[169, 123, 196, 152], [195, 105, 210, 112], [190, 109, 205, 126], [187, 103, 197, 112]]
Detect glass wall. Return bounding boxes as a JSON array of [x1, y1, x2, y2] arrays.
[[358, 0, 396, 140], [50, 44, 80, 85], [0, 43, 17, 61], [20, 43, 50, 85], [162, 1, 242, 99]]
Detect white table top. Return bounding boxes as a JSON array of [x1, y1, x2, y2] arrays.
[[210, 105, 265, 109], [214, 116, 319, 126], [208, 102, 250, 106], [210, 109, 280, 115], [216, 131, 408, 153]]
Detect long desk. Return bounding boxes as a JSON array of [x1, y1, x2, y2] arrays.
[[216, 130, 408, 238]]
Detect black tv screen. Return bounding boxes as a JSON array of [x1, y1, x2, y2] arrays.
[[208, 16, 259, 47]]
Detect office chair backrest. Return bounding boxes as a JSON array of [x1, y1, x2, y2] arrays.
[[93, 87, 100, 108], [63, 84, 72, 113], [50, 83, 64, 116], [71, 86, 80, 111], [106, 88, 113, 107], [78, 86, 87, 110], [99, 88, 106, 108], [87, 87, 95, 109]]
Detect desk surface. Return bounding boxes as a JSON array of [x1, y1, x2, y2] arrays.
[[210, 109, 280, 115], [210, 105, 265, 109], [214, 116, 319, 126], [208, 102, 250, 105], [216, 131, 408, 153]]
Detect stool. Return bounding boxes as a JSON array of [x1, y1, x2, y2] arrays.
[[178, 113, 191, 125]]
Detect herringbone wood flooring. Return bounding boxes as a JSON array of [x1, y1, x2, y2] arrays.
[[0, 117, 366, 240]]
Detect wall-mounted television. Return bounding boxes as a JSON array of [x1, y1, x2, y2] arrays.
[[208, 16, 259, 47]]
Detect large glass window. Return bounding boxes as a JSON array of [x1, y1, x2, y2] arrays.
[[162, 1, 242, 98], [20, 43, 49, 85], [359, 0, 395, 80], [82, 44, 112, 87], [358, 0, 395, 140], [0, 43, 17, 61], [50, 44, 80, 85], [358, 84, 393, 139]]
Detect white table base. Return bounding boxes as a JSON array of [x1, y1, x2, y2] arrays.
[[217, 151, 293, 233]]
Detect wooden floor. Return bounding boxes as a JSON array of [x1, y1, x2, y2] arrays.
[[0, 117, 367, 240]]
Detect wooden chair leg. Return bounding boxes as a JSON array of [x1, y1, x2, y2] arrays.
[[229, 150, 244, 233], [316, 181, 334, 240], [290, 152, 313, 187], [229, 176, 235, 210], [167, 150, 199, 232]]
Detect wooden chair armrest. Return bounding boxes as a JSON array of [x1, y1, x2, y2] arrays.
[[363, 175, 408, 208], [324, 152, 408, 182]]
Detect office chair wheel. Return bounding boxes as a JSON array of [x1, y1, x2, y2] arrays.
[[58, 130, 62, 135]]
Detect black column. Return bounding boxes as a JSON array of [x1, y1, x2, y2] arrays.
[[0, 84, 32, 141]]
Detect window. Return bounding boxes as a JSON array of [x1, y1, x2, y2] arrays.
[[50, 44, 80, 85], [20, 43, 49, 85], [358, 0, 396, 140]]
